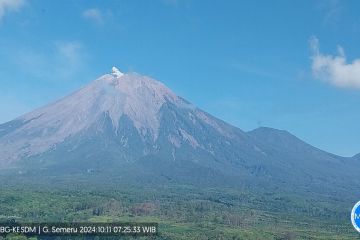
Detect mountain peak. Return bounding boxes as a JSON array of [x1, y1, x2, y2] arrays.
[[111, 66, 124, 78], [247, 127, 303, 146], [0, 70, 196, 163], [248, 127, 291, 137]]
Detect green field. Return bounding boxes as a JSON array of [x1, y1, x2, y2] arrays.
[[0, 180, 359, 240]]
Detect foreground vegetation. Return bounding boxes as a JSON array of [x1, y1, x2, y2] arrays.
[[0, 180, 358, 240]]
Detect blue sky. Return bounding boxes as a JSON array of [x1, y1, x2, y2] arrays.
[[0, 0, 360, 156]]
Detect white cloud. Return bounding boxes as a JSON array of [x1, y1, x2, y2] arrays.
[[82, 8, 103, 24], [317, 0, 343, 26], [0, 0, 25, 21], [55, 41, 83, 65], [10, 41, 86, 81], [310, 36, 360, 89]]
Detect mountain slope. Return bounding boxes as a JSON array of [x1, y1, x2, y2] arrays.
[[247, 127, 359, 190], [0, 68, 358, 193], [0, 69, 184, 165], [0, 68, 260, 173]]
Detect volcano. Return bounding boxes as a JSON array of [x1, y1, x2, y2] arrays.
[[0, 67, 358, 192]]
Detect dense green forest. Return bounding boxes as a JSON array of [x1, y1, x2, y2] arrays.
[[0, 180, 359, 240]]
